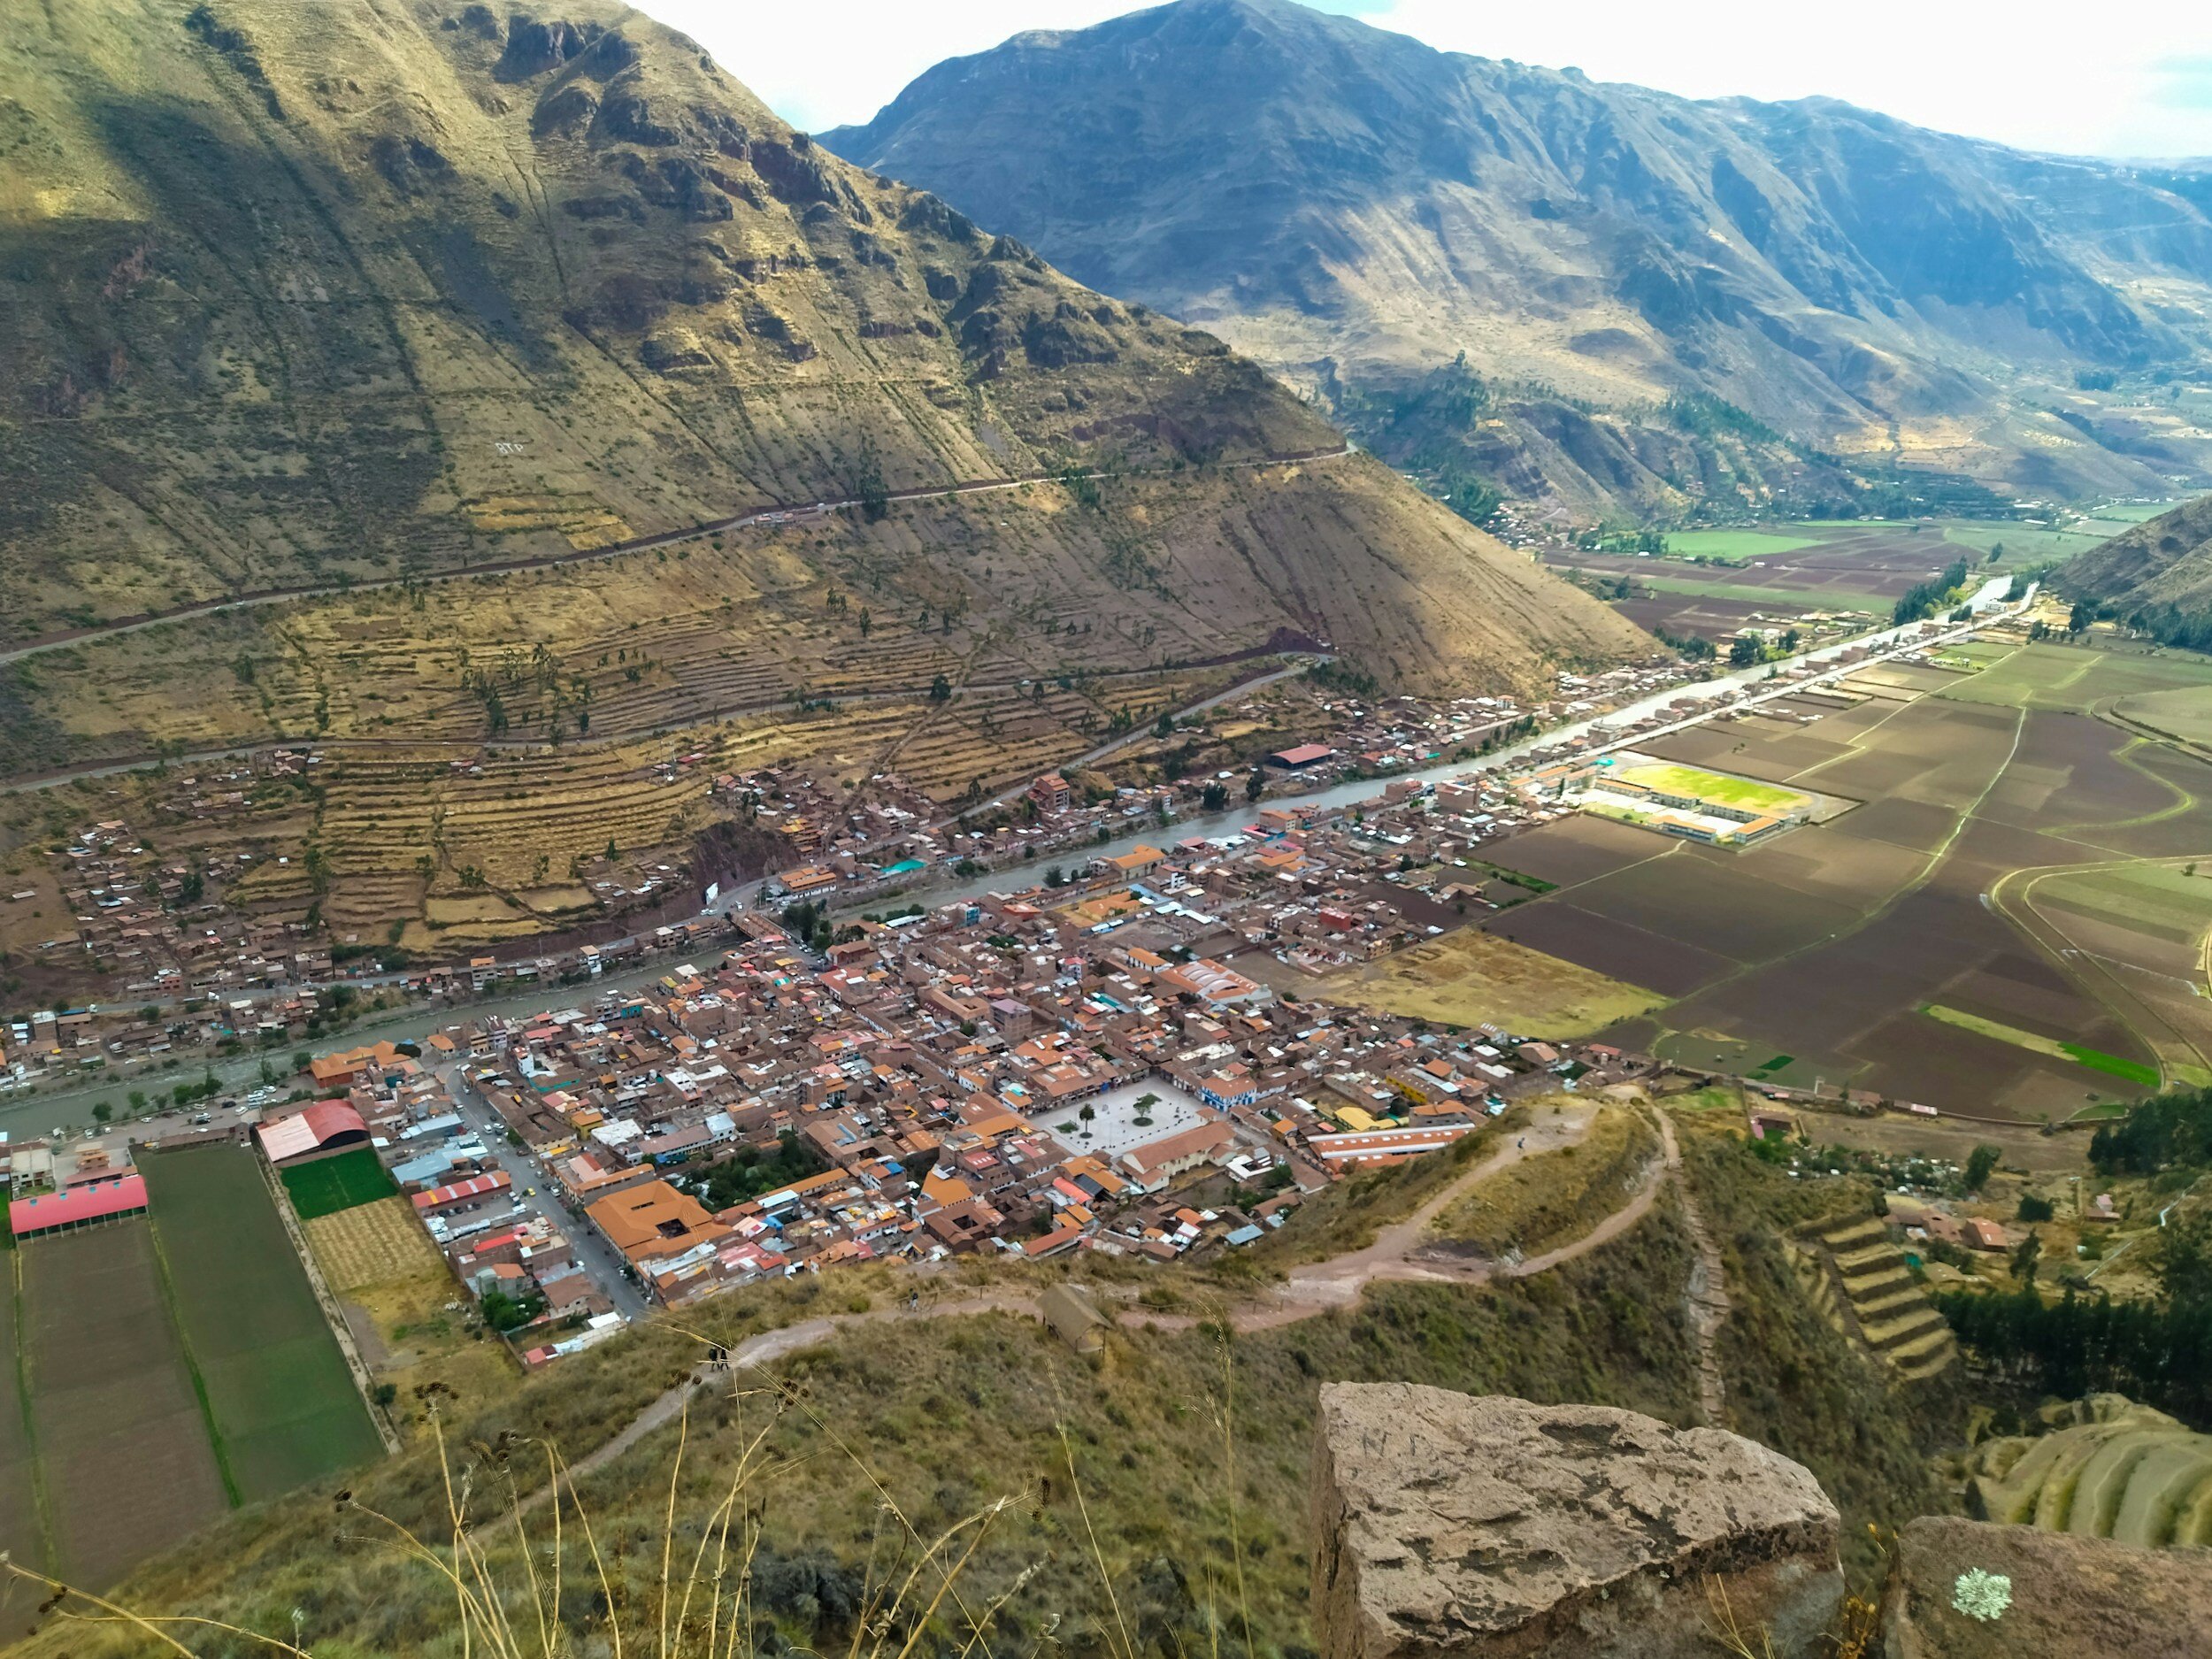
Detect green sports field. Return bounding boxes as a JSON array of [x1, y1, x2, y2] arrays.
[[141, 1145, 383, 1502], [1617, 763, 1808, 815], [281, 1146, 399, 1220]]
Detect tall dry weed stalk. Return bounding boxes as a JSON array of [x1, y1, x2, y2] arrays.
[[4, 1369, 1037, 1659], [2, 1328, 1258, 1659]]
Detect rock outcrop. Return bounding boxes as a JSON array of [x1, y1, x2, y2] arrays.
[[1883, 1516, 2212, 1658], [1311, 1383, 1843, 1659]]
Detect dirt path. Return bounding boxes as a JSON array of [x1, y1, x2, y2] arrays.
[[534, 1294, 1046, 1504], [1671, 1134, 1731, 1427], [0, 447, 1353, 670], [501, 1104, 1684, 1520]]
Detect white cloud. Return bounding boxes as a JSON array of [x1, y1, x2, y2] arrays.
[[638, 0, 2212, 157]]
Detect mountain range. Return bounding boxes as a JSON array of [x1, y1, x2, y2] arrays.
[[824, 0, 2212, 521], [0, 0, 1646, 782]]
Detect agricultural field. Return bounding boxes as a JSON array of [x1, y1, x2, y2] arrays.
[[1474, 640, 2212, 1118], [12, 1221, 230, 1588], [2113, 682, 2212, 747], [282, 1147, 400, 1221], [303, 1197, 520, 1441], [1661, 530, 1824, 560], [1544, 513, 2140, 641], [1314, 923, 1663, 1036], [308, 1197, 449, 1294], [141, 1145, 385, 1502], [0, 1232, 45, 1586]]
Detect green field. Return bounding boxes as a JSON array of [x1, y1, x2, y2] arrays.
[[141, 1145, 384, 1502], [1632, 572, 1891, 611], [2117, 685, 2212, 746], [1920, 1005, 2161, 1087], [1939, 523, 2111, 560], [1617, 763, 1809, 815], [2080, 502, 2180, 526], [2033, 864, 2212, 949], [1664, 530, 1821, 560], [282, 1147, 399, 1220]]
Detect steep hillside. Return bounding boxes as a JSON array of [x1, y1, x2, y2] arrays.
[[0, 0, 1637, 690], [0, 0, 1648, 985], [824, 0, 2212, 520], [2062, 493, 2212, 631], [9, 1132, 1960, 1655]]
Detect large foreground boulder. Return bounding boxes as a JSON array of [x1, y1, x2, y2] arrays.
[[1312, 1384, 1843, 1659], [1883, 1516, 2211, 1658]]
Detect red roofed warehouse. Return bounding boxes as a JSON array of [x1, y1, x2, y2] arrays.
[[1267, 743, 1335, 770], [257, 1102, 372, 1166], [10, 1173, 149, 1240]]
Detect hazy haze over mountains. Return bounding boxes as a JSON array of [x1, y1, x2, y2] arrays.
[[825, 0, 2212, 519]]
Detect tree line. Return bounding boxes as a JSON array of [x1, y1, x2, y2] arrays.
[[2088, 1087, 2212, 1175], [1893, 557, 1970, 626], [1938, 1217, 2212, 1427]]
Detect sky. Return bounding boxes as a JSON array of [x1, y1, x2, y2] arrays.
[[643, 0, 2212, 160]]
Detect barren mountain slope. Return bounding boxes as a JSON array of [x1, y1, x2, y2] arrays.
[[825, 0, 2212, 516], [0, 0, 1640, 698], [2061, 494, 2212, 625]]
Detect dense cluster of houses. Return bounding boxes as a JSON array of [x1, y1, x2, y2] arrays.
[[263, 1038, 628, 1351], [281, 794, 1665, 1325]]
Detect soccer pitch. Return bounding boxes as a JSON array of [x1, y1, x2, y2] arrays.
[[1618, 763, 1808, 815]]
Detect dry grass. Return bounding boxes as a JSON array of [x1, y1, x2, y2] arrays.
[[2, 1351, 1248, 1659], [303, 1197, 520, 1446], [305, 1199, 447, 1295], [1431, 1106, 1662, 1258], [1316, 926, 1663, 1037]]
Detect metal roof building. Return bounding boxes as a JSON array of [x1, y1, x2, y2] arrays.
[[256, 1102, 371, 1165], [8, 1173, 150, 1240]]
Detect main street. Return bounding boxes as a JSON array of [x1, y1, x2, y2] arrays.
[[434, 1059, 649, 1321]]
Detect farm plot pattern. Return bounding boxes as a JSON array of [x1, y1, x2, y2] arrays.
[[1543, 515, 2128, 641], [0, 1235, 46, 1580], [141, 1145, 384, 1503], [16, 1223, 229, 1588], [306, 1197, 448, 1295], [1471, 641, 2212, 1116]]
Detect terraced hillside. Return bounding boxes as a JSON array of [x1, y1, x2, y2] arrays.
[[1788, 1213, 1958, 1383], [0, 0, 1643, 725], [1966, 1398, 2212, 1546]]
